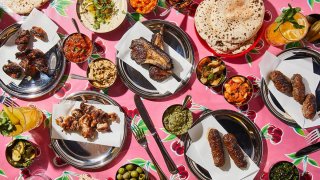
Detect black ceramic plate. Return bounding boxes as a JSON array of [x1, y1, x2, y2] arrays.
[[184, 110, 263, 180], [260, 48, 320, 127]]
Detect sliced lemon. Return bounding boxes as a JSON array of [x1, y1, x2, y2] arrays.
[[279, 13, 309, 41], [3, 106, 20, 125], [11, 108, 26, 129], [9, 125, 23, 137]]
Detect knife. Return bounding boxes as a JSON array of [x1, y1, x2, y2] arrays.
[[295, 142, 320, 158], [134, 94, 178, 174]]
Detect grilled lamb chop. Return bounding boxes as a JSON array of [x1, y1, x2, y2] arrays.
[[3, 60, 24, 79], [130, 37, 173, 70]]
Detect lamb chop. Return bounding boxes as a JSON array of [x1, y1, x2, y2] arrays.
[[15, 30, 31, 51], [3, 60, 24, 79]]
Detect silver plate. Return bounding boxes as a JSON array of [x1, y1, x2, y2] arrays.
[[260, 48, 320, 127], [0, 23, 66, 99], [184, 110, 263, 180], [51, 91, 127, 169], [117, 19, 195, 99]]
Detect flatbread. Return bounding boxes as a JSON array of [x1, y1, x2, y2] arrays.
[[209, 36, 255, 54], [4, 0, 48, 15]]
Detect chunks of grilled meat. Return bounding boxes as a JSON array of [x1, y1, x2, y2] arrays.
[[15, 49, 48, 76], [151, 25, 165, 50], [291, 74, 305, 104], [130, 37, 173, 70], [208, 129, 225, 167], [30, 26, 47, 41], [302, 94, 317, 119], [223, 133, 247, 168], [3, 60, 24, 79], [269, 70, 293, 96], [15, 30, 31, 51]]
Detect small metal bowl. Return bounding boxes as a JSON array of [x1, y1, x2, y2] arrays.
[[86, 58, 117, 89], [196, 56, 227, 88], [129, 0, 159, 14], [115, 163, 149, 180], [268, 161, 300, 180], [5, 139, 40, 169], [222, 75, 253, 107], [62, 33, 93, 64], [162, 95, 193, 136], [165, 0, 193, 11]]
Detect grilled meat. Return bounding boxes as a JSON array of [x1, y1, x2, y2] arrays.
[[302, 94, 317, 119], [269, 70, 293, 96], [3, 60, 24, 79], [30, 26, 47, 41], [15, 49, 48, 76], [151, 25, 165, 50], [130, 37, 173, 70], [15, 30, 31, 51], [291, 74, 305, 104], [208, 129, 225, 167], [223, 133, 247, 168], [79, 114, 96, 138]]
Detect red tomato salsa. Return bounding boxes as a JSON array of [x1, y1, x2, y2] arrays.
[[63, 33, 93, 63]]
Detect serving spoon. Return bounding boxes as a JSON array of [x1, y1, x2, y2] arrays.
[[71, 18, 81, 34], [70, 74, 95, 81]]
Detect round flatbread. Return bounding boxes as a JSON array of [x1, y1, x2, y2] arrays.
[[5, 0, 48, 15], [208, 36, 255, 54]]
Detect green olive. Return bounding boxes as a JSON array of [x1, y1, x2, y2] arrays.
[[130, 178, 137, 180], [136, 167, 143, 174], [138, 174, 146, 180], [118, 167, 126, 174], [131, 171, 139, 178], [126, 164, 134, 171], [123, 172, 131, 179], [117, 174, 123, 180]]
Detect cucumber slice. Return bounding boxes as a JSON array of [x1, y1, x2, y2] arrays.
[[12, 149, 21, 161]]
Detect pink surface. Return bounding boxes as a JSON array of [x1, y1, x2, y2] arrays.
[[0, 0, 320, 179]]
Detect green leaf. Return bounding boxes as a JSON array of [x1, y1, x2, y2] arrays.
[[293, 157, 303, 165], [308, 0, 315, 8], [315, 0, 320, 2], [308, 158, 319, 168], [157, 0, 167, 8], [51, 0, 73, 17], [293, 127, 305, 137], [249, 48, 259, 54], [285, 41, 303, 49], [245, 54, 252, 67], [130, 12, 143, 21], [101, 88, 108, 94], [286, 152, 298, 160], [13, 134, 29, 140], [149, 163, 156, 171], [55, 175, 70, 180], [162, 133, 176, 142], [260, 123, 270, 137], [137, 119, 148, 133], [0, 169, 6, 177], [91, 54, 101, 59], [129, 158, 146, 167]]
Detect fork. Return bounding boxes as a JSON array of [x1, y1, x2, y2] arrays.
[[305, 129, 320, 144], [0, 92, 19, 107], [131, 124, 168, 180]]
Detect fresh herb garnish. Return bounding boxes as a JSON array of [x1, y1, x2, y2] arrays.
[[274, 4, 305, 32], [0, 111, 15, 136]]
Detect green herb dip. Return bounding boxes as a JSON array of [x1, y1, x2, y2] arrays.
[[269, 162, 299, 180], [163, 106, 193, 135]]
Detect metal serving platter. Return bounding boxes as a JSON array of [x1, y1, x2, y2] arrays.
[[51, 91, 127, 169], [184, 110, 263, 180], [0, 23, 66, 99], [261, 48, 320, 127], [117, 19, 195, 99]]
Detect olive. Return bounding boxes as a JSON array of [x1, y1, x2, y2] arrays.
[[118, 167, 126, 174], [136, 167, 143, 174], [117, 174, 123, 180], [131, 171, 139, 178], [126, 164, 134, 171], [139, 174, 146, 180], [130, 178, 137, 180], [123, 172, 131, 179]]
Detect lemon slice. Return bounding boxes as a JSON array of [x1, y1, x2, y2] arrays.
[[3, 106, 20, 125], [9, 125, 23, 137], [279, 13, 309, 41]]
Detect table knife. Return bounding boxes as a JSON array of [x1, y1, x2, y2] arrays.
[[295, 142, 320, 158], [134, 94, 178, 174]]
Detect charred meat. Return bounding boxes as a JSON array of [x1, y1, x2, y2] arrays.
[[130, 37, 173, 70], [302, 94, 317, 119], [151, 25, 165, 50], [15, 30, 31, 51], [3, 60, 24, 79], [149, 66, 172, 82], [269, 70, 293, 96], [15, 49, 48, 76], [223, 133, 247, 168], [30, 26, 47, 41], [291, 74, 305, 104], [208, 129, 225, 167]]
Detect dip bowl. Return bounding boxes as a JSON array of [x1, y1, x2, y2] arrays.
[[115, 163, 148, 180], [129, 0, 159, 15], [268, 161, 300, 180], [162, 95, 193, 136]]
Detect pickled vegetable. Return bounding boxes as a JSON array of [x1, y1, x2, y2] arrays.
[[116, 164, 146, 180], [6, 139, 37, 168]]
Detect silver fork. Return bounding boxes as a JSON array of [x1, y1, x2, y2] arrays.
[[131, 124, 168, 180], [0, 92, 19, 107], [305, 129, 320, 144]]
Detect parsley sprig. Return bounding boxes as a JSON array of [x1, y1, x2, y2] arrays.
[[274, 4, 305, 32]]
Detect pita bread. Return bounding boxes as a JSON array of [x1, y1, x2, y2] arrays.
[[4, 0, 48, 15]]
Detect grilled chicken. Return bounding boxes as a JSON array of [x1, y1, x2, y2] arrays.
[[15, 49, 48, 76], [30, 26, 47, 41], [15, 30, 31, 51], [3, 60, 24, 79], [130, 37, 173, 70]]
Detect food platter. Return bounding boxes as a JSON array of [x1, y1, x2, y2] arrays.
[[50, 91, 128, 169], [261, 48, 320, 127], [184, 110, 263, 180], [117, 19, 195, 99], [0, 23, 66, 99]]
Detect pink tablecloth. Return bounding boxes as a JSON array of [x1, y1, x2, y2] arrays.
[[0, 0, 320, 179]]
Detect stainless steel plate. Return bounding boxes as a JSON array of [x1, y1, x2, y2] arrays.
[[117, 19, 195, 99], [51, 91, 127, 169], [261, 48, 320, 127], [184, 110, 263, 180], [0, 23, 66, 99]]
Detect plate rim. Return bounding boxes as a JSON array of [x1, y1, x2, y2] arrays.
[[50, 90, 128, 169], [0, 22, 67, 99], [116, 19, 195, 99], [184, 109, 263, 180], [260, 47, 320, 127]]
